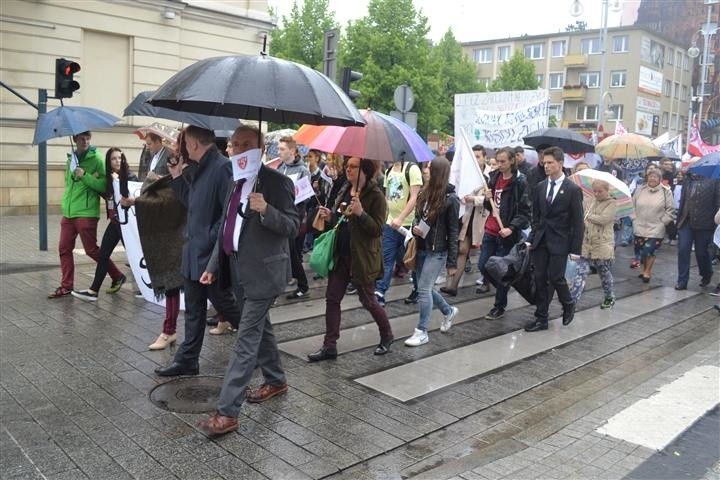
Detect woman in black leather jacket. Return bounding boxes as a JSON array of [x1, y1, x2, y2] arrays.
[[404, 156, 460, 347]]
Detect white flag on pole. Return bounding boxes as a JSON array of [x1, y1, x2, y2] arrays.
[[449, 127, 486, 218]]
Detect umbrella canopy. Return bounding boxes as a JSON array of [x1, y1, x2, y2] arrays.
[[569, 169, 633, 219], [293, 109, 434, 163], [148, 55, 365, 127], [688, 152, 720, 179], [124, 91, 241, 131], [524, 127, 594, 154], [595, 133, 660, 160], [134, 122, 179, 145], [33, 106, 120, 145]]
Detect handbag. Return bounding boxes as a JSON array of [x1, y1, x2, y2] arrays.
[[403, 237, 418, 271], [309, 218, 344, 277]]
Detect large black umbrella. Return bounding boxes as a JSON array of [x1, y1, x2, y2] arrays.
[[124, 91, 241, 131], [148, 54, 365, 127], [524, 127, 594, 154]]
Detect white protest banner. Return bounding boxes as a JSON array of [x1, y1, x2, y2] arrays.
[[113, 180, 186, 310], [449, 128, 486, 218], [293, 175, 314, 204], [455, 90, 549, 148]]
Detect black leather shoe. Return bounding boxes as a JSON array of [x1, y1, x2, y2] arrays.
[[475, 283, 490, 294], [206, 314, 220, 327], [374, 336, 394, 355], [562, 303, 576, 326], [674, 284, 687, 291], [524, 320, 548, 332], [154, 362, 199, 377], [404, 290, 419, 304], [700, 277, 712, 287], [439, 287, 457, 297], [307, 347, 337, 362]]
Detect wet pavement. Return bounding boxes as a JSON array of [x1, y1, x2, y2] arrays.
[[1, 214, 718, 479]]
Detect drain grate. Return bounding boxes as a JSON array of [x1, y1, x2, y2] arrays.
[[149, 376, 224, 413]]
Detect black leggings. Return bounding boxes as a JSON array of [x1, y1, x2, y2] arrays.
[[90, 221, 124, 291]]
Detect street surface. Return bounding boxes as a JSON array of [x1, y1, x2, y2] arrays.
[[1, 214, 718, 480]]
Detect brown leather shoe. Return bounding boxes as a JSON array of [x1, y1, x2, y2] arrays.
[[196, 412, 238, 436], [246, 383, 288, 403]]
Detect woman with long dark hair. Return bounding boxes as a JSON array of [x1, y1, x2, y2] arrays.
[[71, 148, 135, 301], [405, 156, 460, 346], [307, 156, 394, 361]]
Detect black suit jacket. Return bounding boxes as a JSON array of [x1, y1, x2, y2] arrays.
[[528, 177, 584, 256], [207, 164, 300, 300]]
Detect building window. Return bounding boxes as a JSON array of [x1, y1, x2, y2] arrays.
[[666, 49, 673, 65], [581, 37, 602, 54], [683, 54, 689, 70], [671, 113, 678, 129], [612, 35, 629, 53], [548, 104, 562, 120], [664, 79, 672, 97], [681, 85, 688, 101], [610, 70, 626, 87], [576, 105, 599, 121], [662, 112, 668, 128], [551, 40, 567, 57], [676, 51, 682, 67], [608, 104, 624, 121], [524, 43, 544, 60], [549, 72, 565, 89], [536, 74, 543, 87], [497, 45, 511, 62], [674, 82, 680, 98], [579, 71, 600, 88], [474, 48, 492, 64], [479, 77, 491, 89]]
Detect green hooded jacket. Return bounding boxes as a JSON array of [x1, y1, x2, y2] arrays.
[[61, 146, 106, 218]]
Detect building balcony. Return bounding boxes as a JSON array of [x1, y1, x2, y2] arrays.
[[562, 85, 588, 101], [564, 54, 588, 67]]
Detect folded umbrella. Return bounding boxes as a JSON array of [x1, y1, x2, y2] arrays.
[[594, 133, 660, 160], [569, 169, 634, 219], [148, 54, 365, 127], [524, 127, 594, 154], [688, 152, 720, 179], [294, 109, 433, 163], [125, 91, 241, 132], [33, 106, 120, 145]]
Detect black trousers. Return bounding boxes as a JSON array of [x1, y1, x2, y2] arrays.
[[90, 221, 123, 292], [288, 235, 309, 291], [531, 244, 573, 321]]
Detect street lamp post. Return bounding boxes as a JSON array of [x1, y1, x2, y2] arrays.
[[687, 1, 719, 130]]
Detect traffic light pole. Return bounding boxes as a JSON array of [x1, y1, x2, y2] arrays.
[[38, 89, 48, 251]]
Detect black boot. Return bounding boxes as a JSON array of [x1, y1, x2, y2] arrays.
[[307, 347, 337, 362], [524, 319, 548, 332], [562, 302, 576, 326], [374, 336, 394, 355]]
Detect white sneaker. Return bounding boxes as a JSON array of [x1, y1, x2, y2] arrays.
[[435, 275, 446, 285], [404, 328, 429, 347], [475, 278, 484, 285], [440, 306, 459, 333]]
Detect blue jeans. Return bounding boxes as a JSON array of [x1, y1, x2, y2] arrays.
[[477, 233, 510, 309], [677, 224, 714, 287], [375, 224, 406, 295], [416, 249, 452, 331]]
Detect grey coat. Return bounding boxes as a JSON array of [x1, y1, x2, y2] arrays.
[[207, 165, 300, 300], [171, 146, 232, 281]]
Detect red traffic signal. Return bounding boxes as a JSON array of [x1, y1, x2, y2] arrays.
[[55, 58, 81, 98]]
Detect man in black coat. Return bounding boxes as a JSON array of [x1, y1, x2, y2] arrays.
[[196, 125, 300, 436], [525, 146, 584, 332]]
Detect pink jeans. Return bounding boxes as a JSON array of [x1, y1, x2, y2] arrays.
[[59, 217, 122, 290]]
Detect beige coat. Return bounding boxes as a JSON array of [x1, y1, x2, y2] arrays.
[[633, 184, 676, 239], [581, 197, 617, 260], [459, 186, 489, 246]]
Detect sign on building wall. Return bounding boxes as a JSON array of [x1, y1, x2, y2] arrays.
[[640, 37, 665, 69], [454, 90, 549, 148], [636, 96, 662, 114], [638, 66, 663, 97], [635, 110, 654, 135]]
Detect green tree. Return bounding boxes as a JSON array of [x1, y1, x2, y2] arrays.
[[429, 29, 483, 133], [490, 50, 539, 91], [269, 0, 339, 73], [342, 0, 442, 137]]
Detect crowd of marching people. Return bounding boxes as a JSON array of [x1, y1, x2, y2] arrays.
[[48, 123, 720, 436]]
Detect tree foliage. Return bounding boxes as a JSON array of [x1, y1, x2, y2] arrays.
[[490, 50, 539, 92], [269, 0, 339, 72]]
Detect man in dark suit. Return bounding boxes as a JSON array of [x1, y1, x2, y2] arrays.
[[525, 146, 584, 332], [154, 126, 243, 376], [196, 125, 299, 436]]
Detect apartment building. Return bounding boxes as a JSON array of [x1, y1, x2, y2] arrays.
[[0, 0, 272, 214], [462, 25, 694, 141]]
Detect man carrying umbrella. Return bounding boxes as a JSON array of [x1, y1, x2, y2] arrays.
[[196, 125, 300, 436], [48, 131, 126, 298]]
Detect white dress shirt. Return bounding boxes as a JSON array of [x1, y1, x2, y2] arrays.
[[227, 174, 257, 252], [545, 174, 565, 203]]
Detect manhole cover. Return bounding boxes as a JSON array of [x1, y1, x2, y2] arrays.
[[149, 376, 223, 413]]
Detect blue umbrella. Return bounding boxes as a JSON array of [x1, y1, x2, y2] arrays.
[[689, 152, 720, 179], [125, 91, 241, 131], [33, 106, 120, 145]]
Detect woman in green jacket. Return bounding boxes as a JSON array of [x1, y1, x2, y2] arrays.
[[307, 157, 394, 362]]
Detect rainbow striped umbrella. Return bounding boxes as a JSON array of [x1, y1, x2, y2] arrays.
[[569, 169, 634, 219]]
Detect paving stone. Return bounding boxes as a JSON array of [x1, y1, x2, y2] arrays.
[[44, 469, 90, 480], [251, 455, 312, 480], [208, 455, 266, 480], [296, 457, 340, 479]]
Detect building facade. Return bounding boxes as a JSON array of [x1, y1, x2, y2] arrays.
[[0, 0, 272, 215], [462, 25, 694, 143]]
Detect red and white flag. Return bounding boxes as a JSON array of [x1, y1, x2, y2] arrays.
[[614, 121, 628, 135], [688, 120, 720, 157]]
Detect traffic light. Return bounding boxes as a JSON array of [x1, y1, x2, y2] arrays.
[[54, 58, 81, 98], [341, 66, 363, 101]]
